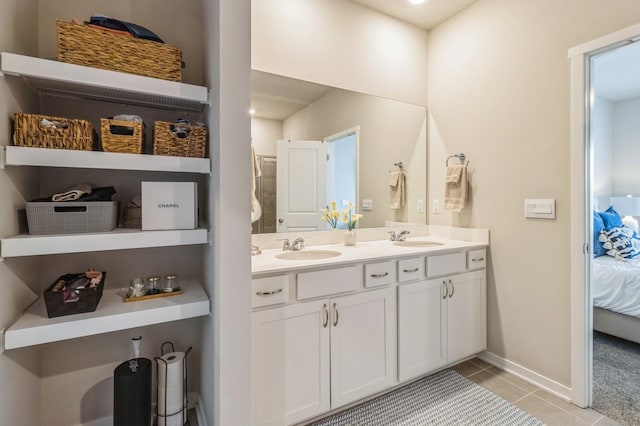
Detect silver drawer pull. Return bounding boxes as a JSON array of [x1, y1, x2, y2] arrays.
[[323, 304, 329, 328], [442, 281, 447, 299], [256, 288, 283, 296], [472, 257, 485, 262], [403, 267, 419, 273], [370, 272, 389, 278]]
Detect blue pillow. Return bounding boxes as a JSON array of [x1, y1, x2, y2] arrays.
[[599, 226, 640, 259], [598, 206, 623, 230], [593, 212, 606, 257]]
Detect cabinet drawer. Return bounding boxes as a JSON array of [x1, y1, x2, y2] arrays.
[[364, 261, 395, 288], [426, 252, 466, 277], [467, 249, 486, 270], [252, 275, 290, 308], [397, 257, 425, 282], [297, 265, 362, 300]]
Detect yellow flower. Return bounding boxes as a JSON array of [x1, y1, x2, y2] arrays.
[[330, 201, 337, 211]]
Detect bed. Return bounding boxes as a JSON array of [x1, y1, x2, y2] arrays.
[[592, 255, 640, 344]]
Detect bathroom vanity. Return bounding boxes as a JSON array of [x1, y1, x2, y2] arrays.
[[251, 234, 488, 426]]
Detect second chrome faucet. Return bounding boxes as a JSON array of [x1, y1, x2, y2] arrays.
[[282, 237, 305, 251]]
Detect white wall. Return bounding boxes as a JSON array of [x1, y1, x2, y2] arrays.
[[592, 96, 613, 210], [0, 1, 42, 425], [252, 0, 428, 106], [283, 89, 427, 227], [427, 0, 640, 387], [612, 96, 640, 197], [251, 117, 282, 157]]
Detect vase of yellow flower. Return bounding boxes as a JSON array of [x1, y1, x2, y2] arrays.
[[341, 202, 362, 246]]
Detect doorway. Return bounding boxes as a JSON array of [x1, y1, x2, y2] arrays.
[[570, 22, 640, 420], [325, 126, 359, 229]]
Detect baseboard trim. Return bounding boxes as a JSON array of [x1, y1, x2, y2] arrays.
[[478, 351, 572, 401], [194, 392, 209, 426]]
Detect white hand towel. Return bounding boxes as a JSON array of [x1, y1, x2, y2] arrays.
[[52, 183, 92, 202], [251, 147, 262, 222], [444, 163, 467, 212], [389, 171, 406, 210]]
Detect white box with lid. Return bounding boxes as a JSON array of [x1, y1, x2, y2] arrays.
[[141, 182, 197, 230]]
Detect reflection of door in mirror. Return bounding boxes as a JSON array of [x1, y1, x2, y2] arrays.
[[276, 140, 328, 232], [252, 155, 277, 234], [326, 127, 358, 229]]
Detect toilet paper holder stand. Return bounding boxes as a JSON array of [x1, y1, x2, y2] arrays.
[[155, 342, 192, 426]]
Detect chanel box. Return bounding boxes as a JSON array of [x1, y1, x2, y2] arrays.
[[141, 182, 197, 230]]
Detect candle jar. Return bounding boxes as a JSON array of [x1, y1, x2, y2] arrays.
[[146, 275, 161, 295], [163, 274, 179, 293]]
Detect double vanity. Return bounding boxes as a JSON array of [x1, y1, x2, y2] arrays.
[[251, 231, 488, 426]]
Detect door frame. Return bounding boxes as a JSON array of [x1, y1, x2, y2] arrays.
[[569, 22, 640, 408]]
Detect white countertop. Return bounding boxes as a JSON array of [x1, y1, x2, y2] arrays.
[[252, 236, 487, 276]]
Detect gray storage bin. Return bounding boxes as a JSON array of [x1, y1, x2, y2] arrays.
[[25, 201, 118, 234]]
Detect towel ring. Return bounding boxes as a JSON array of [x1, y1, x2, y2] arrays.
[[446, 153, 466, 166]]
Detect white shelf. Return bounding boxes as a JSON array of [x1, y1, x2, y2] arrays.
[[3, 146, 211, 174], [0, 52, 209, 112], [0, 228, 209, 258], [3, 280, 210, 350]]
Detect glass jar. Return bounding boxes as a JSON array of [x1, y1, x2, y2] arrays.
[[146, 275, 161, 295], [163, 274, 178, 293]]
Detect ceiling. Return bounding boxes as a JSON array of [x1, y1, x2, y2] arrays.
[[593, 41, 640, 102], [350, 0, 477, 30]]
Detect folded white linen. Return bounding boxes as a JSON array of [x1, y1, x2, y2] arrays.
[[52, 183, 92, 202]]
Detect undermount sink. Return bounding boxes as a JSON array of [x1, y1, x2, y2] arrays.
[[275, 249, 342, 261], [393, 240, 444, 248]]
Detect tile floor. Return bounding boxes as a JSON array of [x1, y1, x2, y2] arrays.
[[453, 358, 621, 426]]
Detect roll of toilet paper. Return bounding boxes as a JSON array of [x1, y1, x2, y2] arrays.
[[157, 352, 186, 426]]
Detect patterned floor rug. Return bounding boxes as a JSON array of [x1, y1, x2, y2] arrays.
[[312, 369, 544, 425], [593, 331, 640, 426]]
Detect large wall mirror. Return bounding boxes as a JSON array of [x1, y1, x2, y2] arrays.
[[251, 70, 427, 234]]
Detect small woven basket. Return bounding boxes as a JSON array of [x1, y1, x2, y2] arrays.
[[122, 207, 142, 228], [13, 113, 94, 150], [100, 119, 144, 154], [57, 20, 182, 82], [153, 121, 207, 158]]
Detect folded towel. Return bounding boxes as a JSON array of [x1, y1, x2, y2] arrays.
[[251, 147, 262, 222], [444, 163, 467, 212], [389, 171, 406, 210], [446, 165, 464, 184], [52, 183, 92, 202]]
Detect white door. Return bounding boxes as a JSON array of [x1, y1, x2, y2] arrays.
[[330, 288, 396, 408], [447, 270, 486, 363], [276, 139, 328, 232], [398, 278, 448, 382], [252, 300, 330, 426]]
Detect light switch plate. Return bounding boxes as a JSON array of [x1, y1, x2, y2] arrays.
[[524, 198, 556, 219], [432, 199, 440, 214], [417, 199, 424, 214], [362, 199, 373, 211]]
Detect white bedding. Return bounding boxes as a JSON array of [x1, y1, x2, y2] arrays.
[[593, 255, 640, 318]]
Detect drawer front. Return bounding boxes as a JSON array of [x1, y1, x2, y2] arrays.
[[252, 275, 290, 308], [397, 257, 425, 282], [426, 252, 466, 278], [364, 261, 395, 288], [467, 248, 487, 270], [297, 265, 362, 300]]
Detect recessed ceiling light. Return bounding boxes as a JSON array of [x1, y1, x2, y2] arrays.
[[249, 108, 256, 115], [408, 0, 426, 4]]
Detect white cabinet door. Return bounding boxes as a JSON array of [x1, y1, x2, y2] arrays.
[[252, 300, 330, 426], [446, 270, 486, 363], [330, 288, 396, 408], [398, 278, 447, 382]]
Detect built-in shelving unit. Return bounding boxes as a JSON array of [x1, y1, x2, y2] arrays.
[[2, 146, 211, 174], [3, 280, 210, 350], [0, 52, 209, 112], [0, 228, 209, 258]]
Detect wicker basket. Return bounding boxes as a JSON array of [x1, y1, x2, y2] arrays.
[[122, 207, 142, 228], [13, 113, 94, 151], [100, 118, 144, 154], [153, 121, 207, 158], [57, 20, 182, 82]]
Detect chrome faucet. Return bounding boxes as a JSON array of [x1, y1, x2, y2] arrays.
[[281, 238, 291, 251], [388, 230, 410, 241], [291, 237, 305, 251]]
